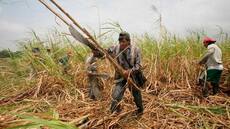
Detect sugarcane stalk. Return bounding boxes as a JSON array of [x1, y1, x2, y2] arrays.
[[38, 0, 142, 90], [48, 0, 124, 73], [49, 0, 99, 46]]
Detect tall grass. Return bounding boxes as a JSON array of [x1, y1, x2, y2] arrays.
[[0, 29, 230, 128], [1, 29, 230, 99], [139, 32, 230, 82]]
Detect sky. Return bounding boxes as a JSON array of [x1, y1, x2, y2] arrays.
[[0, 0, 230, 51]]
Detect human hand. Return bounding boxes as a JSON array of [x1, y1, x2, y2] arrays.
[[123, 70, 131, 78]]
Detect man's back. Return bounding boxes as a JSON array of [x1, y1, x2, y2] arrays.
[[206, 44, 223, 70]]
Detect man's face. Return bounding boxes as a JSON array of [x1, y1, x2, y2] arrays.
[[203, 42, 208, 48], [119, 38, 130, 50], [93, 50, 100, 57], [92, 50, 104, 58]]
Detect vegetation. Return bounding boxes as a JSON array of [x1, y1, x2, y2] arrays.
[[0, 29, 230, 129], [0, 49, 22, 58]]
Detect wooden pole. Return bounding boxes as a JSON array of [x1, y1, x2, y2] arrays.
[[49, 0, 98, 45], [38, 0, 142, 91], [48, 0, 124, 71]]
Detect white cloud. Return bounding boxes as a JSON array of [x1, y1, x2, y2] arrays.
[[0, 20, 27, 51], [0, 20, 26, 33], [1, 0, 230, 50], [64, 0, 230, 37], [160, 0, 230, 35], [65, 0, 156, 35]]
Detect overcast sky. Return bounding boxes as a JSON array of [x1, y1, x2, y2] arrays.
[[0, 0, 230, 51]]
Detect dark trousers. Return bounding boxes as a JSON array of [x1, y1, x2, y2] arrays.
[[88, 76, 101, 100], [110, 79, 143, 113], [202, 82, 220, 96], [199, 69, 222, 97]]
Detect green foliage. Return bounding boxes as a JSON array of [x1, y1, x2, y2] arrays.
[[8, 114, 77, 129], [0, 49, 11, 58], [0, 49, 22, 58], [167, 103, 228, 115], [0, 30, 230, 129]]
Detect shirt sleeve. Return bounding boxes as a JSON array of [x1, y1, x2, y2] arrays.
[[199, 47, 215, 64], [85, 55, 98, 74], [131, 47, 141, 72], [107, 45, 117, 57]]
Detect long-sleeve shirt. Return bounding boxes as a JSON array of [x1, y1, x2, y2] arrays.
[[85, 55, 102, 99], [86, 54, 98, 75], [86, 54, 110, 79], [199, 44, 223, 70], [108, 45, 141, 82]]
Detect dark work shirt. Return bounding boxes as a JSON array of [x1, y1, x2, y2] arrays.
[[107, 45, 141, 82]]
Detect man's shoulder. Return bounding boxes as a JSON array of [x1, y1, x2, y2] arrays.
[[108, 45, 119, 52], [207, 44, 217, 49], [131, 45, 140, 53], [85, 54, 96, 64]]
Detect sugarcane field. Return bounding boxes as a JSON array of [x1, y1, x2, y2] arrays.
[[0, 0, 230, 129]]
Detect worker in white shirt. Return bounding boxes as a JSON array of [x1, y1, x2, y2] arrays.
[[198, 37, 223, 97]]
